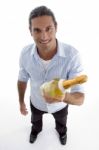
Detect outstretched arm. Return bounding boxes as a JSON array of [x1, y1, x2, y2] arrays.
[[43, 91, 84, 105], [41, 75, 87, 105], [63, 92, 84, 105]]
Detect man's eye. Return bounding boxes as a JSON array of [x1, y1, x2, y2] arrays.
[[34, 29, 41, 33], [46, 27, 51, 32], [46, 27, 54, 32]]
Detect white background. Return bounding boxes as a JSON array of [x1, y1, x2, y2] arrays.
[[0, 0, 99, 150]]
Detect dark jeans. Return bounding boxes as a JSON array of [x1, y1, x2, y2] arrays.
[[30, 101, 68, 136]]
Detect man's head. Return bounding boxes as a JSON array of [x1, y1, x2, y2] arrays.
[[29, 6, 57, 30], [28, 6, 57, 52]]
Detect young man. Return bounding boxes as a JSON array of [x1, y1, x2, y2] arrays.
[[17, 6, 84, 145]]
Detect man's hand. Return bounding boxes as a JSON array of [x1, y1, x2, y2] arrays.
[[40, 75, 87, 104], [43, 90, 65, 103], [20, 102, 28, 115], [40, 79, 65, 103]]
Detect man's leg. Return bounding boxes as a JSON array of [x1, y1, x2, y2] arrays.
[[30, 101, 46, 143], [52, 105, 68, 145]]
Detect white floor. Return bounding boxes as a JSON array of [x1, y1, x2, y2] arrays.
[[0, 90, 99, 150]]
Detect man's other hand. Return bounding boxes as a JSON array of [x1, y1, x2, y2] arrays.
[[20, 102, 28, 115]]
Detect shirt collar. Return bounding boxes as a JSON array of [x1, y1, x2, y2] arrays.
[[30, 40, 67, 58], [31, 43, 37, 56], [57, 40, 67, 58]]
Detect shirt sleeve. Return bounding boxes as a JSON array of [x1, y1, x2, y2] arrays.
[[18, 52, 29, 82], [67, 52, 85, 93]]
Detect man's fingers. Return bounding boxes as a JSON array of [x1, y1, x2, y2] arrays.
[[20, 105, 28, 115], [21, 109, 28, 115], [43, 92, 61, 103]]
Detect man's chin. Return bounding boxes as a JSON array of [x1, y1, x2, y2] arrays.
[[39, 42, 50, 48]]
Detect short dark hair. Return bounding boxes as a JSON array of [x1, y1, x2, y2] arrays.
[[29, 6, 57, 29]]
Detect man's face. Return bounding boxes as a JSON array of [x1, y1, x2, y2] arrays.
[[30, 16, 57, 51]]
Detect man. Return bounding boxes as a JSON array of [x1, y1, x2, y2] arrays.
[[17, 6, 85, 145]]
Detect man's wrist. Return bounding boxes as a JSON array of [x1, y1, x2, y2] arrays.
[[19, 99, 24, 105], [62, 92, 69, 103]]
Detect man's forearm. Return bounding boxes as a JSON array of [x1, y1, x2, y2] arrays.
[[17, 81, 27, 104], [63, 92, 85, 105]]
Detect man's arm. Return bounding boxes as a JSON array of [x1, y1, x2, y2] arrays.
[[43, 91, 84, 106], [63, 92, 84, 105], [17, 81, 28, 115]]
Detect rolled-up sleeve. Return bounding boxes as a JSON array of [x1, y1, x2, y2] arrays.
[[67, 52, 85, 93], [18, 52, 29, 82]]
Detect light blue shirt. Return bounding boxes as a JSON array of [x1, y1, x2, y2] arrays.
[[18, 40, 84, 113]]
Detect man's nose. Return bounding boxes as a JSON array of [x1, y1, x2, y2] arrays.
[[41, 30, 48, 40]]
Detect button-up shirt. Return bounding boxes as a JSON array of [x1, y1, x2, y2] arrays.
[[18, 40, 84, 113]]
